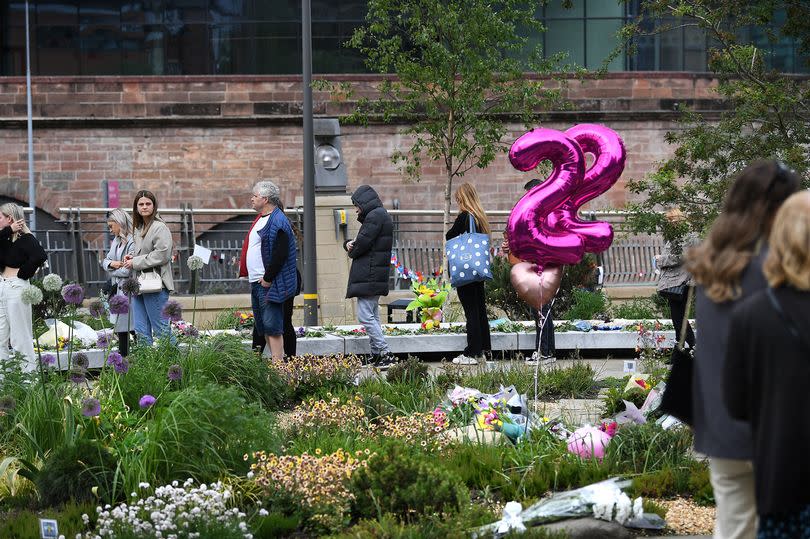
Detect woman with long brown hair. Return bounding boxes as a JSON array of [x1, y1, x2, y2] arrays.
[[688, 160, 800, 539], [122, 190, 175, 345], [446, 182, 492, 365], [724, 191, 810, 538]]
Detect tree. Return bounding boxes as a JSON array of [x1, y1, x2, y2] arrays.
[[332, 0, 568, 244], [622, 0, 810, 238]]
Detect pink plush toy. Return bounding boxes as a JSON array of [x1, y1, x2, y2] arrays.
[[567, 426, 612, 460]]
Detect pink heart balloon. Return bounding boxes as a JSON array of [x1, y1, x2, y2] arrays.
[[509, 263, 563, 310]]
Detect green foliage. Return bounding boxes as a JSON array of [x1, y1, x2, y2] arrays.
[[349, 442, 469, 523], [486, 256, 534, 321], [563, 289, 609, 321], [353, 378, 441, 418], [385, 357, 430, 385], [624, 1, 810, 241], [36, 439, 116, 507], [688, 462, 715, 506], [552, 254, 600, 319], [102, 335, 289, 411], [604, 423, 694, 474], [134, 385, 281, 490], [456, 362, 599, 400], [0, 501, 96, 539], [611, 296, 662, 319]]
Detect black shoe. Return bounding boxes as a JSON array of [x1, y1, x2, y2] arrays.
[[365, 354, 381, 366], [374, 353, 397, 370]]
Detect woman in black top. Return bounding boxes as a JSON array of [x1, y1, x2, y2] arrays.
[[0, 203, 47, 371], [446, 183, 492, 365], [724, 191, 810, 539]]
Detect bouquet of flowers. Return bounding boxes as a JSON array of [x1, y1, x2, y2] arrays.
[[405, 277, 451, 330]]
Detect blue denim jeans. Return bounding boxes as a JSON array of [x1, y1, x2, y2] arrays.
[[131, 288, 174, 345], [251, 282, 284, 336]]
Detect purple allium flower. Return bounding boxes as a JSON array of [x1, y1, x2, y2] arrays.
[[88, 300, 105, 318], [109, 294, 130, 315], [167, 364, 183, 382], [296, 326, 305, 337], [114, 358, 129, 375], [81, 397, 101, 417], [139, 394, 156, 409], [119, 277, 140, 296], [160, 300, 183, 322], [0, 395, 16, 411], [74, 352, 89, 370], [61, 283, 85, 305], [41, 353, 56, 366], [181, 325, 199, 338], [96, 332, 111, 349], [69, 367, 86, 384], [106, 351, 123, 369]]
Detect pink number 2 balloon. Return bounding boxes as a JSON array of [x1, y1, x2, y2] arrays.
[[547, 124, 626, 253]]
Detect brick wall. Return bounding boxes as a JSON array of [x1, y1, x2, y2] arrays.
[[0, 73, 724, 221]]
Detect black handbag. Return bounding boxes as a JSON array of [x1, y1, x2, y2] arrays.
[[659, 285, 695, 425], [101, 279, 118, 297]]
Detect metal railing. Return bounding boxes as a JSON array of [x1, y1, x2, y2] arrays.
[[25, 207, 660, 294]]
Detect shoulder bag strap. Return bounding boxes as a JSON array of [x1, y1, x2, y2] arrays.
[[766, 287, 810, 352], [676, 285, 695, 351], [468, 213, 477, 234]]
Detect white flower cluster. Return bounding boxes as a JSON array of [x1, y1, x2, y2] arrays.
[[78, 479, 252, 539], [591, 490, 644, 525], [186, 255, 205, 271], [20, 284, 43, 305], [42, 273, 63, 292]]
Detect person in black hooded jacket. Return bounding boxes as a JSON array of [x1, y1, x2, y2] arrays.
[[343, 185, 395, 367]]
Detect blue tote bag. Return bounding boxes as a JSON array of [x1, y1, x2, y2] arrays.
[[446, 215, 492, 287]]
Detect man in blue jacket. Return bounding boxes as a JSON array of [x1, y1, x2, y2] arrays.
[[344, 185, 395, 368], [243, 180, 298, 361]]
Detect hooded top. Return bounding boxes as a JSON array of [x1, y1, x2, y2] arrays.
[[344, 185, 394, 298]]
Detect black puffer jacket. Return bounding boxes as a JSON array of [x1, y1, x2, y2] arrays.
[[344, 185, 394, 298]]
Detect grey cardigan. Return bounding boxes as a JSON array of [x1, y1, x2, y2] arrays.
[[131, 218, 174, 293], [691, 246, 768, 459], [656, 233, 700, 292]]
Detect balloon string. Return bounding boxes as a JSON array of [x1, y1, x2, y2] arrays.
[[531, 266, 565, 430]]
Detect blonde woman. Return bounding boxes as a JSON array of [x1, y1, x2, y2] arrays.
[[0, 203, 47, 370], [446, 183, 491, 365], [101, 208, 135, 355], [122, 190, 175, 345], [724, 191, 810, 539], [687, 160, 800, 539]]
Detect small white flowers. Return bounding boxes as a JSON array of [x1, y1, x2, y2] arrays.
[[20, 284, 43, 305], [42, 273, 63, 292], [186, 255, 204, 271], [78, 479, 250, 538], [592, 490, 643, 525]]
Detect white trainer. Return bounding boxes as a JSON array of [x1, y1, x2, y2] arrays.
[[525, 352, 540, 365], [453, 354, 478, 365]]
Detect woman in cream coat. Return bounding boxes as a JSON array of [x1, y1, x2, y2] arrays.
[[123, 190, 175, 345]]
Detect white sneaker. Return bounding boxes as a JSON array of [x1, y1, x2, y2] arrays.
[[525, 352, 540, 365], [453, 354, 478, 365]]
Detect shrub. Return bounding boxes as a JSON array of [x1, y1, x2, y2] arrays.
[[551, 253, 599, 319], [36, 439, 117, 507], [563, 289, 609, 320], [605, 423, 694, 474], [272, 354, 362, 401], [349, 442, 468, 523], [485, 256, 534, 321], [611, 296, 660, 319], [0, 502, 96, 539], [457, 362, 598, 400], [385, 356, 429, 385]]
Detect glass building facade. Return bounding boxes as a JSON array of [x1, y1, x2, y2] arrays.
[[0, 0, 807, 76]]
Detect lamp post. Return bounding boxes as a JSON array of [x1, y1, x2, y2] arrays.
[[301, 0, 318, 326], [24, 0, 36, 232]]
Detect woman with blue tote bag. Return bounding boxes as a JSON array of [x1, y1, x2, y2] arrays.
[[446, 183, 492, 365]]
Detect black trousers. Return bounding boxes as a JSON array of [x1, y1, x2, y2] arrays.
[[252, 296, 296, 357], [117, 331, 131, 357], [662, 291, 696, 348], [533, 303, 555, 356], [457, 280, 491, 357]]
